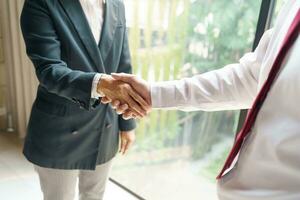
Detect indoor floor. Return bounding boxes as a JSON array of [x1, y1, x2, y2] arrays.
[[0, 132, 138, 200]]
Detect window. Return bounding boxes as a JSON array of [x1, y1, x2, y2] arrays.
[[111, 0, 269, 199], [0, 23, 6, 130], [273, 0, 287, 21]]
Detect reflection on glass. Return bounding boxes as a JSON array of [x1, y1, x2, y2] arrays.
[[111, 0, 261, 199], [273, 0, 287, 21], [0, 24, 7, 130]]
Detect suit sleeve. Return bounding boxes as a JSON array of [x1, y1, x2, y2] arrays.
[[20, 0, 96, 110], [116, 1, 136, 131], [151, 29, 273, 112]]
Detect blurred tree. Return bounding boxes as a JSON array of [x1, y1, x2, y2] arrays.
[[185, 0, 260, 74], [125, 0, 261, 172], [182, 0, 261, 166]]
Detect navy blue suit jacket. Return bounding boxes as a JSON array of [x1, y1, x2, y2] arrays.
[[21, 0, 135, 169]]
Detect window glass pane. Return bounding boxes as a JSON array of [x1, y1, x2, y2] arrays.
[[111, 0, 262, 199], [273, 0, 287, 20], [0, 20, 7, 130]]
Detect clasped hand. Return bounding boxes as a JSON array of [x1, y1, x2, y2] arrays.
[[97, 73, 151, 119]]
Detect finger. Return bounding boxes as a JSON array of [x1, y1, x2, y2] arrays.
[[128, 89, 150, 112], [122, 110, 134, 120], [123, 140, 133, 155], [124, 88, 147, 117], [111, 100, 120, 109], [125, 111, 139, 120], [125, 95, 145, 117], [116, 104, 129, 114], [101, 96, 111, 104], [111, 73, 136, 83], [132, 113, 137, 119], [120, 138, 127, 154]]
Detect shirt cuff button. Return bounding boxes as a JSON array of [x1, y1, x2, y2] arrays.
[[72, 131, 79, 135]]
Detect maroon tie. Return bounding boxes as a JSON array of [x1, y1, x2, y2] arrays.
[[217, 9, 300, 180]]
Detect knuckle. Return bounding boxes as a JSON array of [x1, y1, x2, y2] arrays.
[[116, 84, 122, 90], [124, 84, 131, 90], [119, 85, 130, 94]]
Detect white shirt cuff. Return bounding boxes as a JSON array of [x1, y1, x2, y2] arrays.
[[91, 73, 105, 99]]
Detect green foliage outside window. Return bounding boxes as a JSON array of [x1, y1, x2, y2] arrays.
[[125, 0, 261, 177]]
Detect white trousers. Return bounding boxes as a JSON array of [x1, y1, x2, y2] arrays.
[[34, 160, 113, 200]]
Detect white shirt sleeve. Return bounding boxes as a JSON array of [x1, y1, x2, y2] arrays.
[[151, 29, 273, 112], [91, 73, 105, 99]]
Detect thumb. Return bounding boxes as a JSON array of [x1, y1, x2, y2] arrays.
[[101, 96, 111, 104], [111, 73, 136, 83]]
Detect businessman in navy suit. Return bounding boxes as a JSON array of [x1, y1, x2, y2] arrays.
[[21, 0, 148, 199]]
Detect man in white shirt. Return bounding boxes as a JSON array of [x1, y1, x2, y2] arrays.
[[101, 0, 300, 199]]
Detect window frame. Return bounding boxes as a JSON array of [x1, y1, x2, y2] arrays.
[[236, 0, 277, 134]]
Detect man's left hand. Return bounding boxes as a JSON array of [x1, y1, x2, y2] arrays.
[[119, 130, 135, 155]]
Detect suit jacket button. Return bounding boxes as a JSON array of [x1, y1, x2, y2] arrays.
[[72, 131, 79, 135], [79, 102, 85, 108]]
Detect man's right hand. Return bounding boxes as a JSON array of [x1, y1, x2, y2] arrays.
[[101, 73, 152, 120], [97, 74, 150, 118]]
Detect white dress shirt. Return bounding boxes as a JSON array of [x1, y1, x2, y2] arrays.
[[151, 0, 300, 199], [79, 0, 104, 98], [80, 0, 104, 44]]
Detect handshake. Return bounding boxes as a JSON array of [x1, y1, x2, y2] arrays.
[[97, 73, 152, 119]]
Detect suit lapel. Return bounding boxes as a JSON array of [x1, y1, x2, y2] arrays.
[[59, 0, 105, 72], [99, 0, 118, 62]]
